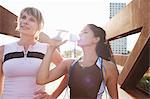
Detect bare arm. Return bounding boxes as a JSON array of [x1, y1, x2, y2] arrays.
[[50, 50, 69, 98], [51, 49, 63, 66], [0, 46, 4, 95], [104, 60, 119, 99], [38, 33, 69, 98], [36, 45, 71, 84]]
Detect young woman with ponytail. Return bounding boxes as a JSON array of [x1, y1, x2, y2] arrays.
[[37, 24, 119, 99]]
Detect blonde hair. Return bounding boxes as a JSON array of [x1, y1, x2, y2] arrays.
[[16, 7, 44, 39]]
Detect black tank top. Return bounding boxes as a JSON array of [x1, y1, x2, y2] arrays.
[[68, 59, 103, 99]]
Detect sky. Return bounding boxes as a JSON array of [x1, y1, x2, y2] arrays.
[[0, 0, 137, 51], [1, 0, 109, 33], [0, 0, 132, 32]]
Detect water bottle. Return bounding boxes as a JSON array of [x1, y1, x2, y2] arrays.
[[51, 30, 79, 42]]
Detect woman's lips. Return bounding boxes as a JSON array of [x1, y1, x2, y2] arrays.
[[20, 25, 30, 30]]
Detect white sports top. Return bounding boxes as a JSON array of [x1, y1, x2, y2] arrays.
[[2, 41, 48, 99]]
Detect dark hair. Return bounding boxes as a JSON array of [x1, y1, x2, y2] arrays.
[[87, 24, 111, 61]]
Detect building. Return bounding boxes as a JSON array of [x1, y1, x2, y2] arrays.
[[109, 3, 128, 54]]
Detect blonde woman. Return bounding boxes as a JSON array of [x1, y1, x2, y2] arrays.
[[0, 7, 67, 99]]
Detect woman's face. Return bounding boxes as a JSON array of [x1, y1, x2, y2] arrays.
[[77, 25, 99, 47], [18, 12, 39, 37]]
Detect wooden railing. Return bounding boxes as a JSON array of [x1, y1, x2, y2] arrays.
[[103, 0, 150, 98], [0, 5, 19, 37]]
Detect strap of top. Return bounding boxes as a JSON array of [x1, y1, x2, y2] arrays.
[[68, 58, 80, 77], [96, 57, 106, 98]]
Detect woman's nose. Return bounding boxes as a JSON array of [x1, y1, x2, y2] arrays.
[[79, 33, 84, 38], [22, 19, 29, 24], [79, 32, 82, 36]]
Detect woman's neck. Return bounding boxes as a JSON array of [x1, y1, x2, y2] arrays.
[[18, 36, 37, 46], [17, 37, 37, 51], [80, 46, 98, 66]]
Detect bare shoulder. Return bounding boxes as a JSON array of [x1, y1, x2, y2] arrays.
[[103, 59, 119, 77], [102, 59, 119, 85], [63, 58, 76, 65], [103, 59, 117, 70], [63, 58, 77, 70]]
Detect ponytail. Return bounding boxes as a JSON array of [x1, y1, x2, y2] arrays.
[[87, 24, 112, 61], [96, 41, 111, 61]]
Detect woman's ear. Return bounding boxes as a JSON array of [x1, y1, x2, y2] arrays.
[[93, 37, 100, 43]]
